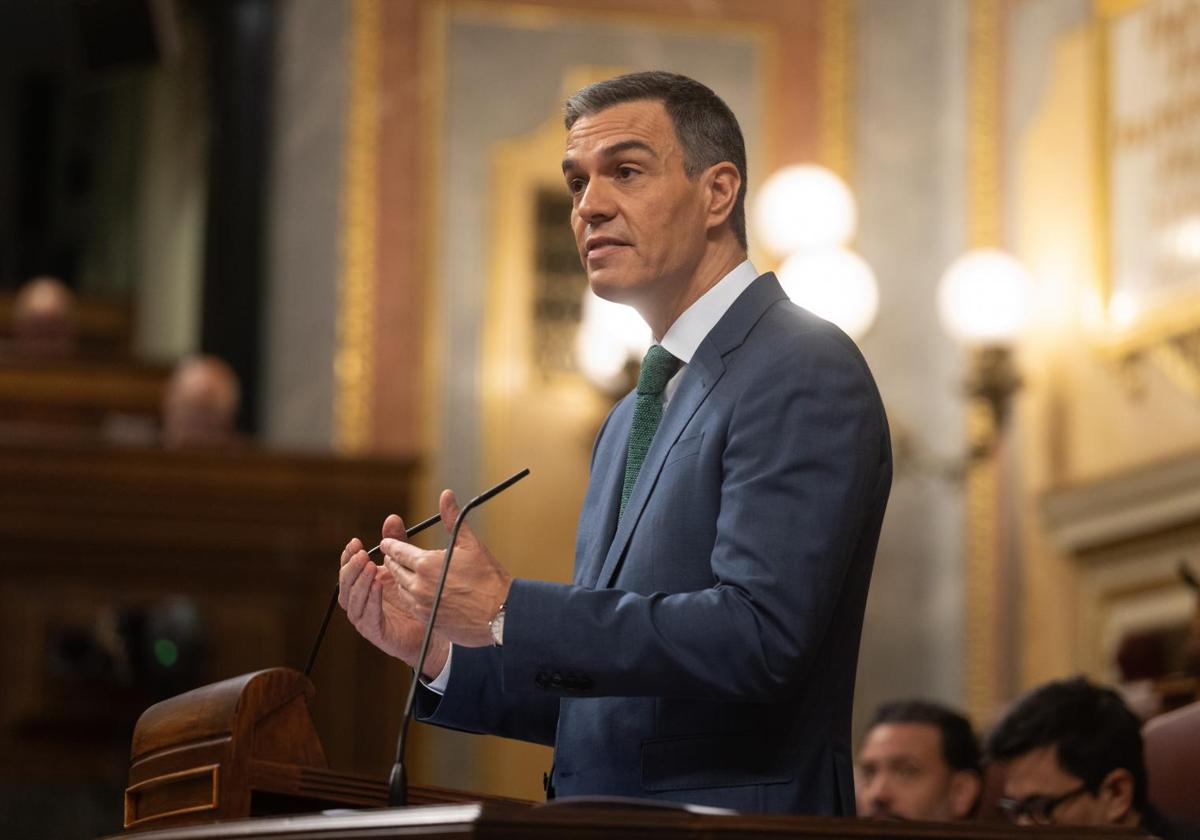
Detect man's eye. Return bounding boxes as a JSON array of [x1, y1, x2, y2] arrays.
[[616, 166, 638, 180], [1027, 797, 1055, 820], [567, 178, 586, 194], [895, 763, 920, 778]]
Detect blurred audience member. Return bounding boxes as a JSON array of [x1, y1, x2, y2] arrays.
[[11, 276, 77, 358], [161, 355, 241, 448], [856, 699, 983, 821], [988, 676, 1194, 837]]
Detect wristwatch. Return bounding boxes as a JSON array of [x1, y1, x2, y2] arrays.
[[489, 603, 506, 646]]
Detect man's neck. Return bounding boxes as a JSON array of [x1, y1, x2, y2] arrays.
[[646, 242, 746, 339]]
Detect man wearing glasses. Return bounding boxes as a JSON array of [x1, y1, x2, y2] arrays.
[[986, 676, 1193, 838]]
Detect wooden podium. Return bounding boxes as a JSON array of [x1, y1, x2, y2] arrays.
[[111, 667, 1147, 840], [120, 668, 521, 832]]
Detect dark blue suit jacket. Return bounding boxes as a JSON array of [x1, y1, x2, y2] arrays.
[[418, 273, 892, 814]]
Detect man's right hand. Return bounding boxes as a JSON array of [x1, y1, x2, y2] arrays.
[[338, 514, 450, 680]]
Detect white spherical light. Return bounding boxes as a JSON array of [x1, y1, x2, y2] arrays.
[[778, 247, 880, 340], [574, 291, 652, 392], [937, 249, 1033, 344], [754, 164, 857, 256]]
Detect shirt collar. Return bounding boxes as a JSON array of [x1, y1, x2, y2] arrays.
[[659, 260, 759, 364]]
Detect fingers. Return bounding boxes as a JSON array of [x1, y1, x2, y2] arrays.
[[337, 550, 362, 607], [385, 557, 426, 618], [344, 554, 377, 623], [439, 489, 479, 547], [381, 513, 407, 541], [340, 537, 364, 568], [337, 549, 372, 614], [379, 536, 427, 569], [383, 550, 440, 618], [359, 577, 384, 635], [438, 489, 460, 531]]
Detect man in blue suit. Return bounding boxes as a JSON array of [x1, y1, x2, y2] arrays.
[[338, 71, 892, 815]]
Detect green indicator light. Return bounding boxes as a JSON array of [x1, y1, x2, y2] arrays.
[[154, 638, 179, 668]]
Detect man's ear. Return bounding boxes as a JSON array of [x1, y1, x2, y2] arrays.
[[702, 161, 741, 232], [1099, 767, 1136, 824], [948, 769, 983, 820]]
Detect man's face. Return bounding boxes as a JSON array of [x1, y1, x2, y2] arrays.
[[1000, 745, 1128, 827], [562, 100, 710, 320], [856, 722, 975, 821]]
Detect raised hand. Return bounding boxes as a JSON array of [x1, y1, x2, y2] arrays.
[[385, 489, 512, 648], [338, 513, 450, 678]]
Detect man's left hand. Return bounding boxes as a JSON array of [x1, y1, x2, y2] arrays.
[[384, 489, 512, 648]]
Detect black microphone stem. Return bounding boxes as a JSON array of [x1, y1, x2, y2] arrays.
[[388, 467, 530, 807]]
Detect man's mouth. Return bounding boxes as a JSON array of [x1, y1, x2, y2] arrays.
[[585, 237, 630, 259]]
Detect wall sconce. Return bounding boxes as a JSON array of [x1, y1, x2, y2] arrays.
[[755, 164, 879, 341], [937, 248, 1034, 454]]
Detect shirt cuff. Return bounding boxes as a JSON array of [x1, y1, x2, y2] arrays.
[[421, 644, 453, 694]]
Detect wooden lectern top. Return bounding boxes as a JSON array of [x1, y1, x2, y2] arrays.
[[102, 800, 1147, 840]]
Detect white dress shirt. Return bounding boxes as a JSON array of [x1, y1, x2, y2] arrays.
[[425, 259, 760, 694]]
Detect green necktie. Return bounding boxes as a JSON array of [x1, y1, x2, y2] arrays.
[[620, 344, 681, 519]]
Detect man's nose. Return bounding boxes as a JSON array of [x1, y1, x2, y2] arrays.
[[869, 776, 896, 806], [577, 177, 616, 221]]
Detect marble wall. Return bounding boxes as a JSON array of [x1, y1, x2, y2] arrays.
[[851, 0, 970, 734], [262, 0, 349, 450]]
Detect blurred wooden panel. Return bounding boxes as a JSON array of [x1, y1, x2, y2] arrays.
[[0, 442, 420, 792], [0, 356, 170, 445], [0, 293, 135, 357]]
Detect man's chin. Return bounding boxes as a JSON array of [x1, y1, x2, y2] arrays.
[[585, 273, 638, 306]]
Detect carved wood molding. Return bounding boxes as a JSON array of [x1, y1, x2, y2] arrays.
[[1041, 450, 1200, 554]]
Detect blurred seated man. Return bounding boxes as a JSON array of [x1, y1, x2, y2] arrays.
[[11, 275, 77, 358], [161, 354, 241, 448], [987, 676, 1194, 837], [856, 699, 982, 821]]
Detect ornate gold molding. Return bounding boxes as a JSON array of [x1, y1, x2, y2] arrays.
[[968, 0, 1002, 248], [819, 0, 854, 185], [334, 0, 380, 453], [965, 0, 1006, 724]]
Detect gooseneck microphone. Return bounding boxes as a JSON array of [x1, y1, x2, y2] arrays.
[[388, 467, 531, 807]]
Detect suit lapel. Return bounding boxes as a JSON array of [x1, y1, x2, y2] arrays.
[[576, 396, 632, 587], [593, 273, 789, 590]]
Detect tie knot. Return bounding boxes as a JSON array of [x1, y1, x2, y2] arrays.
[[636, 345, 680, 395]]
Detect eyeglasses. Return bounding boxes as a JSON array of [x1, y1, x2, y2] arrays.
[[997, 783, 1092, 825]]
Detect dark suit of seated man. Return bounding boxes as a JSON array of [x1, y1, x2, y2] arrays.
[[337, 70, 892, 816]]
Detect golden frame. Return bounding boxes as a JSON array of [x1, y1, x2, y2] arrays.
[[1092, 0, 1200, 370]]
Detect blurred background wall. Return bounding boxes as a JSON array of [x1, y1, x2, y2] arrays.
[[1, 0, 1198, 836]]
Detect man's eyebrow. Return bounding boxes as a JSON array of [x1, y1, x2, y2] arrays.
[[600, 139, 658, 159], [562, 139, 659, 174]]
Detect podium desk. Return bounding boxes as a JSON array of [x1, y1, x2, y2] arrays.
[[99, 801, 1147, 840]]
